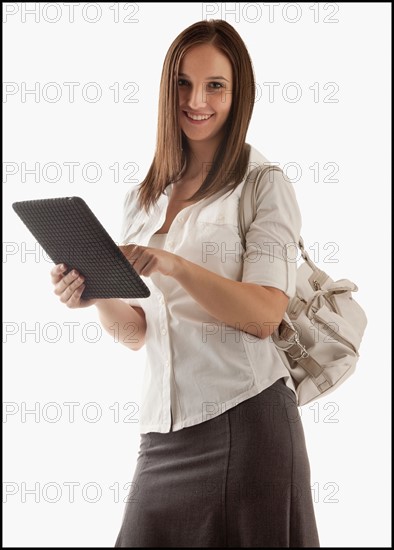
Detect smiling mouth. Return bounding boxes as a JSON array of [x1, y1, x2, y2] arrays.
[[183, 110, 215, 122]]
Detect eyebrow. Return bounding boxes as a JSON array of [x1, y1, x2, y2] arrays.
[[178, 72, 229, 82]]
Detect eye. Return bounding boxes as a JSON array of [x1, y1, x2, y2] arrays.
[[208, 82, 225, 89], [177, 79, 189, 86]]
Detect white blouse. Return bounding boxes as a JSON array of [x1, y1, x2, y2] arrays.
[[119, 144, 302, 434]]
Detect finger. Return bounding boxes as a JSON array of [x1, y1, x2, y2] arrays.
[[125, 244, 147, 258], [65, 283, 86, 309], [51, 263, 67, 285], [133, 247, 156, 272], [140, 256, 157, 276], [53, 269, 81, 296], [128, 249, 147, 274], [119, 244, 137, 259], [60, 277, 84, 304]]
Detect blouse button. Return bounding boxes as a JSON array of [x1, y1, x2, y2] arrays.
[[161, 328, 167, 335]]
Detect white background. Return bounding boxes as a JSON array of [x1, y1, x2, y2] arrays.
[[3, 2, 391, 547]]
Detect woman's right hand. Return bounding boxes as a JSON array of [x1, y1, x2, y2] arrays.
[[51, 264, 98, 309]]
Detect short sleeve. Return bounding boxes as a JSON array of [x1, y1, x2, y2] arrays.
[[118, 187, 142, 310], [241, 168, 302, 298]]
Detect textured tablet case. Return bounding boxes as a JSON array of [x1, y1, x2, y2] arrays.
[[12, 196, 151, 300]]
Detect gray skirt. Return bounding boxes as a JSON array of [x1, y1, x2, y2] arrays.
[[114, 377, 320, 547]]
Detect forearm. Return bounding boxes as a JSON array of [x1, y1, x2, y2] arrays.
[[171, 258, 282, 340], [95, 298, 146, 351]]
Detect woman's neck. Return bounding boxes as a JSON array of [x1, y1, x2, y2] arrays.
[[185, 136, 221, 179]]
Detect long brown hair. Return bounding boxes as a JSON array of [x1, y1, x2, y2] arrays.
[[136, 19, 256, 213]]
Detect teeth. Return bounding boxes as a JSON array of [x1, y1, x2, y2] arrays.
[[186, 111, 212, 121]]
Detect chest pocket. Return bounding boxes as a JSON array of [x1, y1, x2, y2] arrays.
[[198, 192, 240, 227], [195, 193, 245, 273]]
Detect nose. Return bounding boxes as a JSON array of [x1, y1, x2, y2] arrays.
[[185, 82, 209, 111]]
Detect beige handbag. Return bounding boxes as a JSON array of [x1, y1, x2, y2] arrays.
[[238, 166, 368, 406]]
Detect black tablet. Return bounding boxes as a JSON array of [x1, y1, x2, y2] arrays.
[[12, 196, 150, 300]]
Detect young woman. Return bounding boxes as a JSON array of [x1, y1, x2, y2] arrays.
[[51, 19, 320, 548]]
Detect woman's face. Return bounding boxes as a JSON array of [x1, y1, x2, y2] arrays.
[[178, 43, 233, 145]]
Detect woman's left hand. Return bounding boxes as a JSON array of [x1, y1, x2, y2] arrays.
[[119, 244, 181, 278]]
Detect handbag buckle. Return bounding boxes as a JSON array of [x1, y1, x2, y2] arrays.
[[287, 332, 309, 361]]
